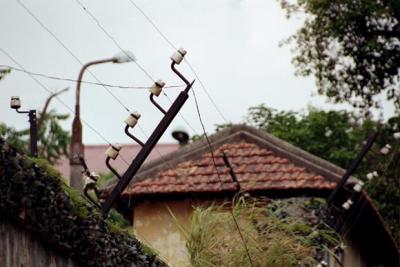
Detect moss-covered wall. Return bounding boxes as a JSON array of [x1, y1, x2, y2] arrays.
[[0, 139, 167, 267]]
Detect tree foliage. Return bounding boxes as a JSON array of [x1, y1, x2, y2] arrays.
[[279, 0, 400, 110], [0, 68, 10, 80], [245, 104, 400, 243]]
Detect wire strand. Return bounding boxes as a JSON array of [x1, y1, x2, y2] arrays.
[[0, 64, 184, 89], [126, 0, 229, 123], [0, 47, 112, 146], [163, 92, 199, 136], [74, 0, 155, 83], [16, 0, 131, 113], [191, 88, 254, 267]]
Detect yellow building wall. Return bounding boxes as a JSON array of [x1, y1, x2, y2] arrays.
[[133, 200, 370, 267], [133, 199, 198, 267]]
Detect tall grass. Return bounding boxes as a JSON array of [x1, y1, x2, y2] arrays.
[[186, 197, 339, 267]]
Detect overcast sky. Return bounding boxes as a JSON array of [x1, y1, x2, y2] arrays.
[[1, 0, 390, 147]]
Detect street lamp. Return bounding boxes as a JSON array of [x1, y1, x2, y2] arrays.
[[70, 50, 136, 191]]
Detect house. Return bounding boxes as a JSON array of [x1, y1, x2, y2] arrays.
[[0, 138, 166, 267], [102, 125, 399, 266]]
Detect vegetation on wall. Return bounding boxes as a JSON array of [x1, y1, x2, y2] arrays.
[[186, 197, 340, 267], [0, 138, 167, 267]]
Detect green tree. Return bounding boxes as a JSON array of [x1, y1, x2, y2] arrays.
[[245, 104, 400, 243], [279, 0, 400, 110]]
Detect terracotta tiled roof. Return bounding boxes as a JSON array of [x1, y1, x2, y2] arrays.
[[122, 142, 337, 197], [55, 143, 179, 178]]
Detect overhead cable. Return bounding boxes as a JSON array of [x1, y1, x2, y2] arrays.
[[0, 64, 184, 89], [16, 0, 131, 113], [126, 0, 229, 123]]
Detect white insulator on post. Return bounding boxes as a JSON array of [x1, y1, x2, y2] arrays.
[[10, 96, 21, 109], [170, 48, 187, 64], [394, 132, 400, 140], [83, 173, 91, 185], [353, 180, 364, 192], [105, 144, 121, 160], [90, 171, 100, 181], [366, 171, 378, 180], [380, 144, 392, 155], [342, 199, 353, 210], [125, 112, 141, 128], [149, 80, 166, 96]]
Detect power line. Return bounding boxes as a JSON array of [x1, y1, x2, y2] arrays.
[[163, 92, 199, 136], [74, 0, 200, 137], [0, 65, 185, 90], [191, 88, 254, 267], [16, 0, 131, 113], [74, 0, 155, 83], [126, 0, 229, 123], [0, 47, 113, 147]]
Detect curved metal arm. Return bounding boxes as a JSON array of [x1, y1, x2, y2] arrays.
[[84, 182, 101, 208], [150, 93, 167, 114], [79, 155, 98, 182], [16, 108, 29, 114], [124, 125, 144, 146], [105, 156, 122, 179], [171, 61, 190, 87]]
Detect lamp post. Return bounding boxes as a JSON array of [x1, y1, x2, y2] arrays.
[[69, 51, 136, 191]]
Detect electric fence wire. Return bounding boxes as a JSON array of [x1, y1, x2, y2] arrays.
[[191, 88, 255, 267], [125, 2, 252, 264], [0, 64, 184, 89], [74, 0, 200, 138], [126, 0, 229, 123], [0, 48, 130, 167], [16, 0, 131, 113], [1, 48, 108, 147], [74, 0, 155, 83]]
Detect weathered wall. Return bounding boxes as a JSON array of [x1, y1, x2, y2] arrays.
[[134, 200, 377, 267], [133, 199, 198, 267], [0, 220, 76, 267]]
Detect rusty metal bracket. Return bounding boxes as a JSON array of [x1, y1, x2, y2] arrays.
[[101, 61, 194, 215], [84, 182, 101, 208], [105, 156, 122, 180], [124, 125, 144, 146], [150, 93, 167, 114]]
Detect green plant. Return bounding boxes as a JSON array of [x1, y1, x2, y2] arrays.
[[186, 197, 339, 267]]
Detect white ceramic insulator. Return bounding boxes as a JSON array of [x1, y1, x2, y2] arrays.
[[373, 171, 379, 177], [105, 144, 121, 160], [394, 132, 400, 140], [90, 171, 100, 181], [83, 174, 92, 185], [380, 144, 391, 155], [170, 48, 187, 64], [125, 112, 141, 127], [366, 172, 374, 180], [10, 96, 21, 109], [353, 181, 364, 192], [149, 80, 166, 96], [342, 201, 350, 210], [342, 199, 353, 210]]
